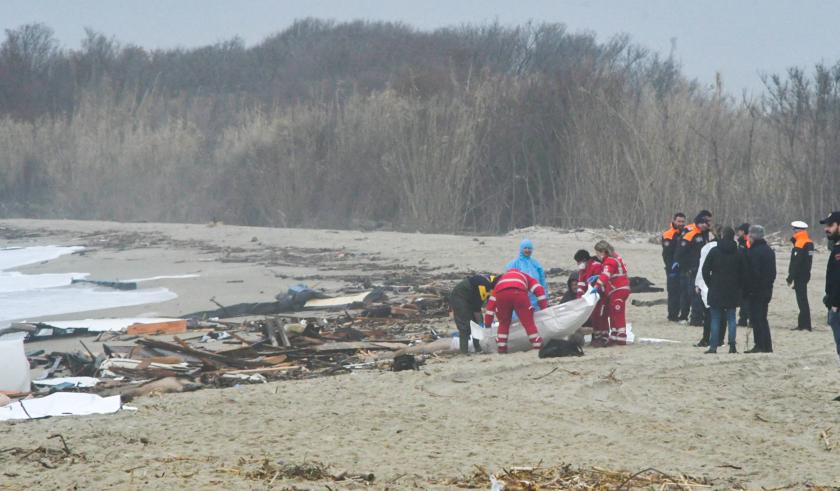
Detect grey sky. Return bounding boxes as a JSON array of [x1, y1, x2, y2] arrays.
[[3, 0, 840, 95]]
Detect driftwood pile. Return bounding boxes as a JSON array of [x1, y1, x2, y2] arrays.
[[21, 286, 452, 401]]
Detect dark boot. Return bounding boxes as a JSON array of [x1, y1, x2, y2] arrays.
[[729, 344, 737, 354], [744, 346, 761, 354]]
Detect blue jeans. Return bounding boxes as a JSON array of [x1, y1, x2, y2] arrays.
[[829, 310, 840, 359], [710, 307, 737, 351]]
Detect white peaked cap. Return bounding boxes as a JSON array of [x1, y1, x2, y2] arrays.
[[791, 221, 808, 229]]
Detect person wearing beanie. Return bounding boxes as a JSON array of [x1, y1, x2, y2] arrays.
[[449, 274, 496, 353], [744, 225, 777, 353], [736, 222, 752, 327], [787, 221, 814, 331]]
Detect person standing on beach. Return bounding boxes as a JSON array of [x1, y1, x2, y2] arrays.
[[736, 223, 752, 327], [591, 240, 631, 346], [819, 212, 840, 394], [506, 239, 547, 311], [787, 221, 814, 331], [673, 215, 711, 325], [662, 212, 686, 322], [702, 227, 747, 354], [744, 225, 776, 354], [694, 226, 725, 348]]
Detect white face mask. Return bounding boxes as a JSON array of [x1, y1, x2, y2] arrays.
[[578, 263, 586, 270]]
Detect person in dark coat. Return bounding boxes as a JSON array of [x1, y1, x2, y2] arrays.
[[744, 225, 777, 353], [662, 212, 686, 321], [702, 227, 747, 353], [736, 222, 752, 327], [820, 212, 840, 366], [673, 214, 711, 324], [449, 274, 496, 353], [787, 221, 814, 331]]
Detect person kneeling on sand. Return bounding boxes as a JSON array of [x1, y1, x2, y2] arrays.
[[483, 269, 548, 353], [448, 274, 496, 354], [702, 227, 747, 354]]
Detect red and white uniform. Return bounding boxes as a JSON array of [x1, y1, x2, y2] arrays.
[[594, 253, 631, 345], [576, 259, 603, 298], [483, 269, 548, 353], [577, 259, 608, 341]]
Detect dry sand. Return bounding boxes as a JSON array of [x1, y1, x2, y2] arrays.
[[1, 218, 839, 490]]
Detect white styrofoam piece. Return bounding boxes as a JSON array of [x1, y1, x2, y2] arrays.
[[0, 392, 121, 421], [35, 317, 183, 332], [0, 337, 30, 392]]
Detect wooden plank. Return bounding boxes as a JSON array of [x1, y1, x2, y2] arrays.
[[136, 338, 267, 368], [126, 320, 188, 336]]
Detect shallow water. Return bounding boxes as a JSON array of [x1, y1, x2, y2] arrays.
[[0, 246, 177, 328]]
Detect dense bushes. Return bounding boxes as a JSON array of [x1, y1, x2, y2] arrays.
[[1, 20, 838, 232]]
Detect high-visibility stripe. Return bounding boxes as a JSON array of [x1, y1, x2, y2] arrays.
[[497, 278, 527, 288], [529, 283, 541, 293], [497, 333, 508, 339], [536, 295, 547, 301]]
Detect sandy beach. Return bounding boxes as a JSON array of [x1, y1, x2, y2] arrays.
[[1, 218, 838, 490]]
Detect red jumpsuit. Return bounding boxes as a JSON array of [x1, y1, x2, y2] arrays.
[[483, 269, 548, 353], [577, 258, 608, 342], [594, 253, 631, 346]]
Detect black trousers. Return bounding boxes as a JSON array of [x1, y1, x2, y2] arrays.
[[678, 270, 695, 320], [794, 280, 811, 329], [666, 269, 681, 320], [750, 298, 773, 352], [450, 294, 481, 353], [738, 301, 750, 326]]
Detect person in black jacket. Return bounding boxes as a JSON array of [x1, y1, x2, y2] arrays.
[[820, 212, 840, 369], [702, 227, 747, 353], [736, 222, 752, 327], [744, 225, 777, 353], [662, 212, 686, 321], [787, 221, 815, 331], [673, 215, 711, 325], [449, 274, 496, 353]]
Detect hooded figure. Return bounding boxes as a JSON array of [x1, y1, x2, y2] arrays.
[[505, 239, 548, 310]]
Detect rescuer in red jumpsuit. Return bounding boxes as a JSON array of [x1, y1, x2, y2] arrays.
[[483, 269, 548, 353], [589, 240, 631, 346]]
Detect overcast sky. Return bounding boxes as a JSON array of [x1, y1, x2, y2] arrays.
[[3, 0, 840, 95]]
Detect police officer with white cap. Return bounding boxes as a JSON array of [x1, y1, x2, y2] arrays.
[[820, 212, 840, 386], [788, 220, 814, 331]]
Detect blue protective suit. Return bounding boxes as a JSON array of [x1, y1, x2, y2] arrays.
[[505, 238, 548, 310]]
